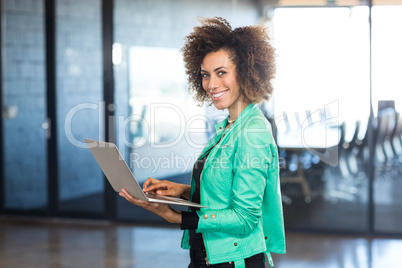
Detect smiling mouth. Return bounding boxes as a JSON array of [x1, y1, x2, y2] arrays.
[[211, 89, 229, 100]]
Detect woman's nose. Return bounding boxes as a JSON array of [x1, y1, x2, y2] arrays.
[[208, 75, 218, 91]]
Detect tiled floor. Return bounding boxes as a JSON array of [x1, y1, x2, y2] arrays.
[[1, 217, 401, 268]]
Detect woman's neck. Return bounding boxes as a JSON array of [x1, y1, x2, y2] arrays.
[[227, 99, 251, 122]]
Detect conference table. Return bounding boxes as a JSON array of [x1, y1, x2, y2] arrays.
[[276, 123, 341, 203]]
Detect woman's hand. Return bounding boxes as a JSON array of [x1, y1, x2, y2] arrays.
[[119, 188, 182, 224], [143, 177, 191, 200]]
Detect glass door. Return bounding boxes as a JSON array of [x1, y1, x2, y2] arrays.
[[371, 4, 402, 234], [2, 0, 48, 212], [55, 0, 105, 215], [271, 6, 371, 232]]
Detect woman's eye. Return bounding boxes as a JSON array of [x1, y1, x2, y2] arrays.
[[201, 73, 209, 78], [218, 71, 226, 75]]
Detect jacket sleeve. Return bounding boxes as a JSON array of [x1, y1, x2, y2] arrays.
[[196, 125, 275, 236]]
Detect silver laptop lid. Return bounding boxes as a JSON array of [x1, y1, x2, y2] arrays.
[[84, 138, 148, 201]]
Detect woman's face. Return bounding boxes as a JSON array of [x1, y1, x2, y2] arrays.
[[201, 49, 244, 111]]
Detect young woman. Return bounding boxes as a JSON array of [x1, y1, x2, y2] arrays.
[[119, 17, 286, 268]]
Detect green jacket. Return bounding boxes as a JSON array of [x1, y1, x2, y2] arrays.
[[181, 103, 286, 267]]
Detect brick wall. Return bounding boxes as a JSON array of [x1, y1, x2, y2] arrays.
[[2, 0, 47, 209], [55, 0, 104, 204]]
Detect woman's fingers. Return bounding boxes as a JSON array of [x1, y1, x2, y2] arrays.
[[119, 189, 148, 206], [143, 177, 160, 190], [144, 182, 170, 193], [155, 188, 177, 196], [146, 183, 179, 197], [119, 188, 180, 223], [142, 178, 188, 198], [120, 188, 165, 209]]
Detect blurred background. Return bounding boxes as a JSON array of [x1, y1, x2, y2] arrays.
[[1, 0, 402, 267]]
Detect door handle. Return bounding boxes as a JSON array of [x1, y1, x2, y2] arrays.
[[42, 118, 51, 139]]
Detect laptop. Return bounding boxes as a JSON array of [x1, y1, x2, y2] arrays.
[[84, 138, 205, 208]]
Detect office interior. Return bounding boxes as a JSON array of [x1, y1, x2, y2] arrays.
[[1, 0, 402, 267]]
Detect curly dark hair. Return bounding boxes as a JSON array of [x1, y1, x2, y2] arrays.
[[181, 17, 276, 105]]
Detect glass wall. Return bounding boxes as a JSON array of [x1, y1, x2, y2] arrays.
[[270, 6, 371, 231], [371, 5, 402, 234], [2, 0, 48, 212], [55, 0, 104, 214]]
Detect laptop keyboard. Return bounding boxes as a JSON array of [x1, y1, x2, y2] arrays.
[[145, 192, 184, 202]]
